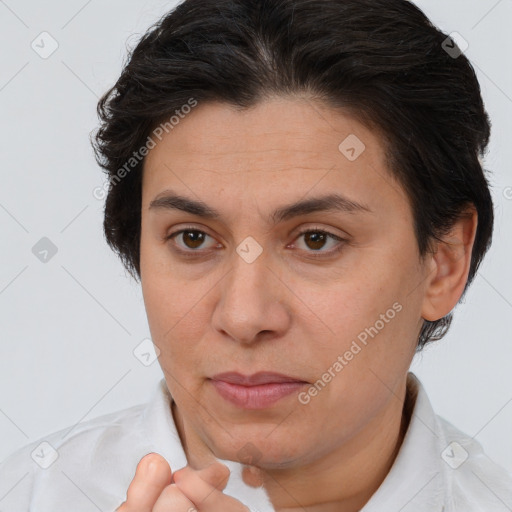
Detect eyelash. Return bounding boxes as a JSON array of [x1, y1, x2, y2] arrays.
[[164, 226, 347, 260]]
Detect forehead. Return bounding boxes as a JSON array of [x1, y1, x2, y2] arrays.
[[141, 97, 409, 218]]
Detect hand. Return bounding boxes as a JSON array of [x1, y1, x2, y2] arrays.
[[116, 452, 250, 511]]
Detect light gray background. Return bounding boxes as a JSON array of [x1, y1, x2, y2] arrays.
[[1, 0, 511, 473]]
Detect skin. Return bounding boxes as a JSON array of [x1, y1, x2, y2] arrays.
[[119, 96, 477, 511], [117, 453, 247, 511]]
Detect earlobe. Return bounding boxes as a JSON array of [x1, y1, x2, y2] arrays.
[[421, 207, 478, 322]]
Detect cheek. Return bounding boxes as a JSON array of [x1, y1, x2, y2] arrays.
[[292, 281, 416, 444], [140, 262, 217, 391], [299, 249, 420, 381], [140, 233, 196, 333]]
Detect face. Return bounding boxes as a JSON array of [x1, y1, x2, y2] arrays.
[[140, 97, 429, 469]]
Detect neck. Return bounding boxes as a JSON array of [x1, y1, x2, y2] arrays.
[[172, 377, 411, 512]]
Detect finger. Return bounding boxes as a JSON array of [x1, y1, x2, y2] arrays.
[[117, 453, 172, 512], [195, 462, 231, 491], [241, 465, 265, 488], [172, 461, 229, 491], [152, 483, 197, 512], [173, 464, 250, 511]]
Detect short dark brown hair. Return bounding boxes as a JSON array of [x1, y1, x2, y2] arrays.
[[91, 0, 494, 351]]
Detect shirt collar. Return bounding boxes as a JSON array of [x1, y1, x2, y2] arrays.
[[361, 372, 447, 511]]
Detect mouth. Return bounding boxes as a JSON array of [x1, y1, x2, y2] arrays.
[[209, 371, 308, 409]]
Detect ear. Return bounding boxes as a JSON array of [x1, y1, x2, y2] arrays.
[[421, 206, 478, 322]]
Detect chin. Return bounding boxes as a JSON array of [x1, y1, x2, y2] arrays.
[[210, 429, 309, 468]]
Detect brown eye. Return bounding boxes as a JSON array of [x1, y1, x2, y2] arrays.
[[180, 230, 206, 249], [293, 229, 346, 258], [303, 231, 329, 251], [165, 226, 346, 260], [165, 229, 218, 253]]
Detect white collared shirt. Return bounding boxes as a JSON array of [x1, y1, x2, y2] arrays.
[[1, 372, 511, 511]]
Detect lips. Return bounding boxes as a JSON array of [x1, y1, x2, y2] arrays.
[[210, 371, 307, 386], [209, 372, 308, 409]]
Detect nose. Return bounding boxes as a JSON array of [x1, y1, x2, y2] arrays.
[[210, 247, 291, 345]]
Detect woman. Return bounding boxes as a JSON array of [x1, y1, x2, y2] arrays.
[[1, 0, 511, 510]]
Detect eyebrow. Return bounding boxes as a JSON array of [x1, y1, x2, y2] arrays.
[[148, 189, 372, 225]]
